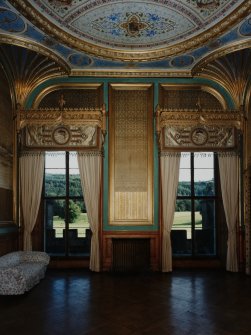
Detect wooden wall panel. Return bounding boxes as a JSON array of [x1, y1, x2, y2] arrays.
[[102, 232, 160, 272]]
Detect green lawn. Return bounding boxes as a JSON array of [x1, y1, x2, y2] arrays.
[[173, 211, 202, 239], [173, 211, 202, 227], [52, 211, 202, 238], [53, 213, 89, 238]]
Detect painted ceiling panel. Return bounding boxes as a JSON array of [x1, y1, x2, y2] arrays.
[[30, 0, 244, 48], [0, 0, 250, 74]]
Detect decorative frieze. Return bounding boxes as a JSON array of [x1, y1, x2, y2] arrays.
[[25, 125, 97, 148], [163, 125, 235, 150]]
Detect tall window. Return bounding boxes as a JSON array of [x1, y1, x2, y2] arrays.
[[172, 152, 217, 256], [44, 151, 90, 256]]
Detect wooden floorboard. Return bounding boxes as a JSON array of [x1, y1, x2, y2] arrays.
[[0, 269, 250, 335]]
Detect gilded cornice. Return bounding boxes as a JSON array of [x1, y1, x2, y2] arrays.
[[9, 0, 251, 62], [155, 108, 243, 131], [0, 34, 71, 74], [17, 106, 106, 135], [70, 69, 192, 78]]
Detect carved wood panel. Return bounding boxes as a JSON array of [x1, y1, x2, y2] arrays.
[[109, 84, 153, 226]]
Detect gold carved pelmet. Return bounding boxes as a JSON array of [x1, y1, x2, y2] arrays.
[[17, 106, 106, 150], [156, 108, 243, 151]]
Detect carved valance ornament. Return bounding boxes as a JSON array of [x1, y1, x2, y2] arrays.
[[155, 107, 243, 151], [16, 105, 106, 150]]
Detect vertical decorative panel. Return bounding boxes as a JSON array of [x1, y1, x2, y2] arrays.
[[109, 84, 153, 226]]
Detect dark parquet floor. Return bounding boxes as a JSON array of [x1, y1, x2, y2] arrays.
[[0, 269, 251, 335]]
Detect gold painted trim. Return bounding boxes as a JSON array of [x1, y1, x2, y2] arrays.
[[0, 34, 70, 74], [70, 69, 192, 78], [159, 83, 227, 109], [108, 221, 154, 227], [16, 106, 106, 135], [109, 83, 152, 90], [201, 87, 227, 110], [33, 83, 103, 108], [160, 84, 202, 90], [9, 0, 251, 62], [156, 108, 243, 132]]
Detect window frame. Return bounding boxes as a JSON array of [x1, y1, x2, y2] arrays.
[[173, 152, 219, 257], [43, 151, 89, 257]]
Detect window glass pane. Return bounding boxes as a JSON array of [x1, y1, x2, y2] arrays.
[[180, 153, 190, 168], [68, 199, 90, 256], [44, 199, 66, 256], [177, 169, 191, 196], [194, 170, 215, 196], [45, 152, 66, 196], [194, 200, 216, 255], [45, 170, 66, 197], [69, 152, 78, 169], [45, 152, 65, 169], [194, 152, 214, 168], [172, 200, 192, 255], [69, 152, 83, 196], [194, 152, 215, 196], [69, 173, 83, 197]]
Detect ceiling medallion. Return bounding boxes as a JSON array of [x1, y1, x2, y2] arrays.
[[120, 14, 149, 37]]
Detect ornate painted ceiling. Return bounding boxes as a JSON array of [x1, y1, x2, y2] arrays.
[[0, 0, 251, 76]]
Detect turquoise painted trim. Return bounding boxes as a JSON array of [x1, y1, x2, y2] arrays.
[[103, 83, 109, 231], [26, 76, 235, 108], [153, 82, 159, 230], [103, 225, 159, 232], [102, 82, 159, 232]]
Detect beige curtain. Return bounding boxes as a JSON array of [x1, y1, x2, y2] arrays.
[[77, 151, 102, 272], [218, 153, 239, 272], [160, 152, 180, 272], [20, 152, 45, 251]]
